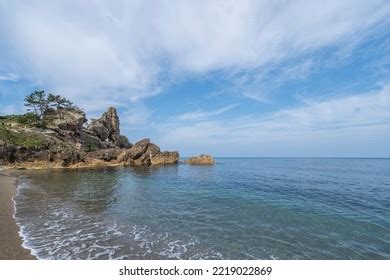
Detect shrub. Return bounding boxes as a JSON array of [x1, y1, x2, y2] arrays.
[[0, 125, 45, 149]]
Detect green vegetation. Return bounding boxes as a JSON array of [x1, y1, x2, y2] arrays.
[[23, 90, 76, 127], [0, 123, 45, 149], [24, 90, 49, 123], [0, 90, 76, 148], [47, 93, 74, 118], [0, 113, 38, 126], [0, 90, 79, 128]]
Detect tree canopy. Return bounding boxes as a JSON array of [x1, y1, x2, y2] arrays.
[[24, 90, 76, 126]]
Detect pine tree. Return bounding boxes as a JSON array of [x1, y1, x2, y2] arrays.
[[47, 94, 74, 119], [24, 90, 49, 126]]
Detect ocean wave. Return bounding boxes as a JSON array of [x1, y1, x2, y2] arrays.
[[13, 180, 223, 260]]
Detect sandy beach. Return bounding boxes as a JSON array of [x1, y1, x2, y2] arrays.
[[0, 170, 36, 260]]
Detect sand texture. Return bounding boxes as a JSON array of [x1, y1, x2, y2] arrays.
[[0, 171, 36, 260]]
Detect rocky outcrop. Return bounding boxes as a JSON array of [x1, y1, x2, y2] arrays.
[[117, 135, 131, 149], [0, 105, 203, 170], [44, 108, 87, 134], [185, 154, 215, 165], [85, 148, 120, 162], [0, 140, 17, 163], [88, 107, 130, 148], [116, 138, 179, 166]]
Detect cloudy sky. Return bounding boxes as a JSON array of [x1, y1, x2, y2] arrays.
[[1, 0, 389, 157]]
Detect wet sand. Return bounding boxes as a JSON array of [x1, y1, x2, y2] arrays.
[[0, 170, 36, 260]]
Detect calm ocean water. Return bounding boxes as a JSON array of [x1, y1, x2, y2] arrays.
[[13, 158, 390, 259]]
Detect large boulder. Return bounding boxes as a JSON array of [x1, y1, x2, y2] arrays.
[[151, 151, 179, 165], [185, 154, 215, 165], [117, 138, 150, 163], [146, 143, 160, 157], [116, 139, 178, 166]]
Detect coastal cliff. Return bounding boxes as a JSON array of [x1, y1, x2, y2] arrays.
[[0, 106, 179, 169]]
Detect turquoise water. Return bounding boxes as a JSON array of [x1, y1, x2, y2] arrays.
[[14, 158, 390, 259]]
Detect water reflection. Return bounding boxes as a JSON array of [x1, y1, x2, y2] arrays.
[[20, 167, 121, 213]]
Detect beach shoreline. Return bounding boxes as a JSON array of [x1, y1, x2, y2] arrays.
[[0, 170, 36, 260]]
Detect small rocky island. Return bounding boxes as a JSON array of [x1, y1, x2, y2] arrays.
[[0, 91, 214, 169], [185, 154, 215, 165]]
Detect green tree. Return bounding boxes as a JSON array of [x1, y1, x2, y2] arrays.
[[47, 93, 74, 119], [24, 90, 49, 126]]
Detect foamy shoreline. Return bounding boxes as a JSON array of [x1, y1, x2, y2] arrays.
[[0, 170, 36, 260]]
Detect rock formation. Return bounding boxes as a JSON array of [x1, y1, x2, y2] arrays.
[[88, 107, 131, 148], [44, 108, 87, 134], [0, 107, 179, 169], [116, 139, 179, 166], [185, 154, 215, 165], [151, 151, 180, 165]]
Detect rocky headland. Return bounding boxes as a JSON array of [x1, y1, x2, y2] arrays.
[[0, 104, 214, 169], [0, 106, 184, 169]]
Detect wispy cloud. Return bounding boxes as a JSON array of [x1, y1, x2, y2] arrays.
[[0, 73, 18, 82], [157, 85, 390, 155], [0, 0, 388, 108], [177, 104, 238, 121]]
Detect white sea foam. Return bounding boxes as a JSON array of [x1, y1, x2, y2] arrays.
[[12, 181, 43, 259]]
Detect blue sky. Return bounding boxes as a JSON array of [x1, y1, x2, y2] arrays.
[[0, 0, 389, 157]]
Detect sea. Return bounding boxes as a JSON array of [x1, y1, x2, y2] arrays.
[[13, 158, 390, 259]]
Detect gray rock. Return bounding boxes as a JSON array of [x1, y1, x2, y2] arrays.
[[88, 120, 110, 141], [146, 143, 161, 157], [86, 149, 120, 162], [87, 107, 131, 148], [116, 135, 132, 149], [134, 138, 150, 146], [0, 140, 17, 163], [117, 138, 150, 162], [44, 108, 87, 133]]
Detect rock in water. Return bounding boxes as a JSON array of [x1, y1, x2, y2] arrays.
[[116, 139, 148, 165], [151, 151, 180, 165], [185, 154, 215, 165], [116, 138, 179, 166]]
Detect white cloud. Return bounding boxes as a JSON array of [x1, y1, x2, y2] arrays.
[[177, 104, 238, 121], [0, 0, 389, 106], [120, 103, 152, 129], [0, 73, 18, 82], [157, 85, 390, 156]]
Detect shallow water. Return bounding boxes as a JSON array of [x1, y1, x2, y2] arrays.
[[13, 158, 390, 259]]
